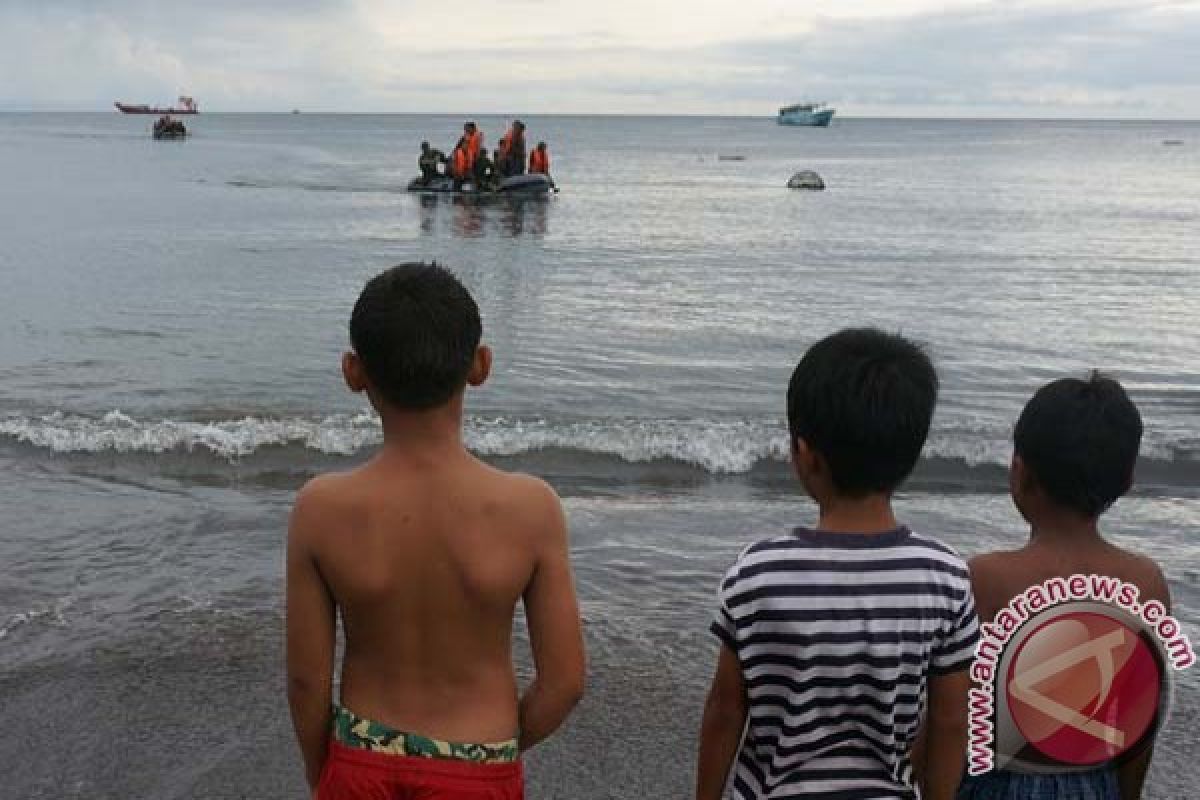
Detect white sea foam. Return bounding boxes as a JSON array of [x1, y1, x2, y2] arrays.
[[0, 410, 1185, 475], [0, 411, 789, 472], [0, 597, 73, 640], [0, 410, 381, 459], [468, 417, 790, 473]]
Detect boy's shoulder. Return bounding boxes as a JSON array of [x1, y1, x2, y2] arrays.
[[965, 547, 1028, 614], [461, 457, 563, 518], [289, 466, 565, 556], [1109, 545, 1170, 601], [726, 527, 970, 578], [968, 539, 1170, 613], [740, 526, 967, 555], [486, 469, 565, 535], [295, 462, 560, 515], [289, 469, 365, 539], [292, 470, 354, 514], [470, 458, 559, 496], [291, 466, 377, 516], [967, 546, 1019, 568], [1102, 542, 1171, 608], [450, 465, 568, 555], [970, 537, 1164, 577]]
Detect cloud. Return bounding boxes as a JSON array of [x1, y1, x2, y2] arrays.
[[0, 1, 374, 110], [0, 0, 1196, 116], [706, 1, 1200, 114]]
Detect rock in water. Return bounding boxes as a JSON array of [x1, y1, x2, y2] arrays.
[[787, 170, 825, 190]]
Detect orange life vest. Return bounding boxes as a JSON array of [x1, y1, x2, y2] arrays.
[[451, 147, 468, 179], [464, 131, 482, 171], [500, 126, 524, 156], [529, 148, 549, 174]]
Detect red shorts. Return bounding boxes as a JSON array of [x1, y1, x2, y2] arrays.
[[317, 741, 524, 799]]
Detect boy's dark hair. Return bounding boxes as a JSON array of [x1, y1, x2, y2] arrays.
[[349, 263, 481, 410], [787, 328, 938, 495], [1014, 372, 1142, 517]]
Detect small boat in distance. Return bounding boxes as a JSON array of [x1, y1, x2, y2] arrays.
[[152, 117, 188, 140], [778, 102, 834, 127], [115, 96, 198, 115]]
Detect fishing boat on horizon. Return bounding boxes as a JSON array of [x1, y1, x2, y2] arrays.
[[777, 102, 834, 127], [115, 96, 198, 115]]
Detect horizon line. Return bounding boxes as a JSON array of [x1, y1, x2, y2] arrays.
[[2, 109, 1199, 123]]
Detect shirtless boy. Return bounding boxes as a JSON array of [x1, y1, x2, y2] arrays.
[[287, 263, 585, 799], [961, 373, 1171, 800]]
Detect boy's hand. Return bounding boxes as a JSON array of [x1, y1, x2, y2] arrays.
[[696, 645, 747, 800]]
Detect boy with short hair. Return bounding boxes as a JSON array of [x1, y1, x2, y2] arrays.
[[960, 373, 1170, 800], [696, 328, 979, 800], [287, 263, 585, 799]]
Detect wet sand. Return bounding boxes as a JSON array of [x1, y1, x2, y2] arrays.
[[0, 620, 707, 800], [2, 614, 1194, 799]]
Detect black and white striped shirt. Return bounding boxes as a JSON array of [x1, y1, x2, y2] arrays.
[[711, 526, 979, 800]]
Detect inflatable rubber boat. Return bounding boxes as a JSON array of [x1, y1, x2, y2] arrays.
[[152, 120, 188, 139], [407, 173, 556, 195]]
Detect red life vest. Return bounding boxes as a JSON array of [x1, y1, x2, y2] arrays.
[[529, 148, 549, 174], [451, 147, 468, 179]]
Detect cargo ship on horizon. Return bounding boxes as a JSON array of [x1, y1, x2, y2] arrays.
[[115, 96, 198, 115]]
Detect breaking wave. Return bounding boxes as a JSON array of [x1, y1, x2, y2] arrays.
[[0, 411, 787, 473], [0, 410, 1195, 484]]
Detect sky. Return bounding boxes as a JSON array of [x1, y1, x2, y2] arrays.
[[1, 0, 1198, 117]]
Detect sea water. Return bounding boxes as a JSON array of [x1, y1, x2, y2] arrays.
[[1, 113, 1197, 797]]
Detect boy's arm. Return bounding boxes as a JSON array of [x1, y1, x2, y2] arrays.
[[1117, 562, 1171, 800], [695, 644, 747, 800], [286, 480, 338, 791], [1118, 748, 1154, 800], [919, 564, 981, 800], [918, 668, 971, 800], [518, 480, 586, 751], [909, 725, 928, 789]]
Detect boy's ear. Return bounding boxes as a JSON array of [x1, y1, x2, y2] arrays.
[[1010, 454, 1036, 497], [342, 351, 368, 393], [791, 436, 819, 479], [467, 344, 492, 387]]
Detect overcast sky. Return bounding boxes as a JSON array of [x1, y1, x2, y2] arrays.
[[2, 0, 1198, 116]]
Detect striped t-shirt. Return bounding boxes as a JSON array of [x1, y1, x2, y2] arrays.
[[711, 526, 979, 800]]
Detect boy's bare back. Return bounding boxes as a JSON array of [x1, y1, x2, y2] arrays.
[[291, 449, 570, 743], [970, 538, 1169, 624], [960, 375, 1171, 799], [286, 264, 583, 793]]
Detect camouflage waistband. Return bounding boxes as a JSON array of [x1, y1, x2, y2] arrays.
[[331, 705, 519, 764]]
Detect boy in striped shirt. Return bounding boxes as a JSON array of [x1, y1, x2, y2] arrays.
[[696, 328, 979, 800]]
